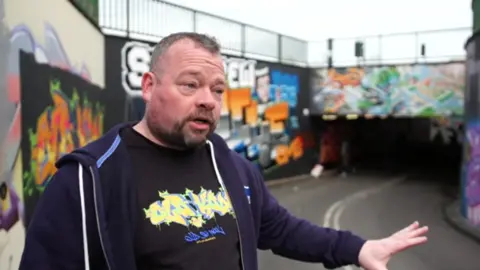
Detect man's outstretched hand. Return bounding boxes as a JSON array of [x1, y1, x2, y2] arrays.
[[358, 221, 428, 270]]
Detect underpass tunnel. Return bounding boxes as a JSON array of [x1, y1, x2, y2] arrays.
[[260, 116, 478, 270], [310, 116, 463, 191]]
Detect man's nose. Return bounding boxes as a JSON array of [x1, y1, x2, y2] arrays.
[[195, 88, 217, 110]]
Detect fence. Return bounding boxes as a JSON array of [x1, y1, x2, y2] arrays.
[[99, 0, 471, 67], [309, 27, 471, 67], [99, 0, 308, 66]]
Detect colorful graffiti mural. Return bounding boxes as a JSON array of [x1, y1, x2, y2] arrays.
[[310, 64, 465, 117], [2, 0, 104, 266], [20, 50, 104, 226], [7, 22, 94, 193], [463, 122, 480, 226], [23, 80, 104, 195], [217, 57, 303, 173]]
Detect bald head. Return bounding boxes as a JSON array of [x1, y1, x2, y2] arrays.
[[149, 32, 221, 73]]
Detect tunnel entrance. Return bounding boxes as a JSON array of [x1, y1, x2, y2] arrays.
[[311, 116, 463, 183]]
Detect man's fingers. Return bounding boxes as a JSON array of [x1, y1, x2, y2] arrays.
[[393, 221, 420, 236], [408, 225, 429, 238], [407, 236, 428, 247], [394, 236, 428, 253]]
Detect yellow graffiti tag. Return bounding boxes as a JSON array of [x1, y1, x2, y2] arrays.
[[144, 187, 234, 228]]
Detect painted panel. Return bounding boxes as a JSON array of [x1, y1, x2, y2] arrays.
[[20, 52, 105, 226], [310, 64, 465, 117]]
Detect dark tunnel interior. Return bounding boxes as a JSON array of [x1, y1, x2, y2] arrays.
[[309, 116, 462, 188]]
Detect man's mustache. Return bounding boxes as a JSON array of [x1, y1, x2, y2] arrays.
[[186, 111, 216, 125]]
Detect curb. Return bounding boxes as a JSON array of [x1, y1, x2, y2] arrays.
[[443, 199, 480, 244], [265, 170, 337, 188]]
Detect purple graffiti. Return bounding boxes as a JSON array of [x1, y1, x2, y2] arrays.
[[466, 125, 480, 207], [9, 23, 91, 80], [0, 180, 20, 232]]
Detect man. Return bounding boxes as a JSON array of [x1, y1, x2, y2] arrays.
[[254, 64, 271, 105], [19, 32, 428, 270]]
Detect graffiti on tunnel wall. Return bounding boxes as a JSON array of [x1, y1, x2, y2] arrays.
[[430, 117, 464, 145], [310, 64, 465, 117], [463, 121, 480, 226], [2, 0, 105, 267], [23, 80, 104, 195], [105, 36, 310, 177], [20, 52, 104, 225], [218, 56, 304, 171]]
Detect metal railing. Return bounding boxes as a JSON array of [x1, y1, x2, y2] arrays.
[[99, 0, 471, 67], [99, 0, 308, 66], [309, 27, 471, 67]]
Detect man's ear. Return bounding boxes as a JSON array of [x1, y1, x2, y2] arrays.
[[141, 72, 156, 102]]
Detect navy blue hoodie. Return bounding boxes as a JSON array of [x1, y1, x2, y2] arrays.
[[19, 123, 365, 270]]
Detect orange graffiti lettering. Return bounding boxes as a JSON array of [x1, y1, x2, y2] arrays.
[[223, 88, 289, 132], [264, 102, 289, 132], [275, 144, 289, 165], [274, 136, 304, 166], [227, 88, 252, 120], [327, 68, 364, 87], [26, 80, 104, 189]]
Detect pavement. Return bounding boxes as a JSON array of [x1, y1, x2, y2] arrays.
[[258, 171, 480, 270], [444, 200, 480, 244]]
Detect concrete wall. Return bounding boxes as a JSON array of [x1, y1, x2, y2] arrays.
[[0, 0, 104, 269]]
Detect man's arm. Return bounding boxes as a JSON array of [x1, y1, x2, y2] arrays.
[[253, 167, 365, 269], [19, 162, 103, 270]]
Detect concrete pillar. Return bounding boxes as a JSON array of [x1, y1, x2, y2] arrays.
[[461, 1, 480, 225]]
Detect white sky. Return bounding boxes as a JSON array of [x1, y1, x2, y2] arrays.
[[164, 0, 472, 41]]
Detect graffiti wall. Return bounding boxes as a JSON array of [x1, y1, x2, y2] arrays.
[[20, 52, 105, 226], [430, 117, 464, 145], [0, 1, 22, 269], [310, 64, 465, 117], [105, 36, 314, 180], [1, 0, 105, 268], [218, 57, 313, 178], [462, 121, 480, 226]]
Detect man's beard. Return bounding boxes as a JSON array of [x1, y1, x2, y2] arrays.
[[146, 110, 217, 149]]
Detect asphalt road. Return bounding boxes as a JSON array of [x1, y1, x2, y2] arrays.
[[257, 171, 480, 270]]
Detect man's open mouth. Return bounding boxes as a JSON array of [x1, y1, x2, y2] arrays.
[[192, 117, 211, 125]]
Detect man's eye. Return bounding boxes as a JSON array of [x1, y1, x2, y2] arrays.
[[214, 89, 224, 95], [184, 83, 197, 89]]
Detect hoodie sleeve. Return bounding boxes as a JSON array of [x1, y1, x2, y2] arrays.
[[19, 162, 104, 270], [252, 166, 366, 269]]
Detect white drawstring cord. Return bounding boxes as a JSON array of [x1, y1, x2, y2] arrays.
[[78, 162, 90, 270]]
